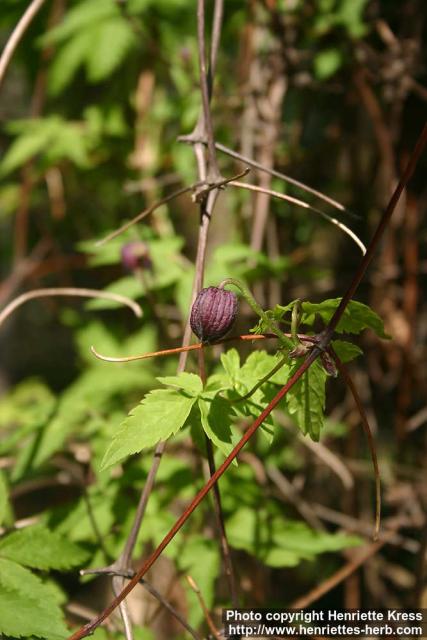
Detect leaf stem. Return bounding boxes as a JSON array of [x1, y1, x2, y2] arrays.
[[219, 277, 293, 348]]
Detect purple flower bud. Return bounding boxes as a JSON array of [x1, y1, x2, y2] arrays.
[[190, 286, 238, 343], [121, 242, 152, 272]]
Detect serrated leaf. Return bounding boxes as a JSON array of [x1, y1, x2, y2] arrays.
[[198, 395, 239, 458], [0, 558, 68, 639], [332, 339, 363, 363], [158, 372, 203, 395], [301, 298, 390, 338], [286, 359, 326, 440], [101, 388, 197, 468], [0, 524, 88, 570]]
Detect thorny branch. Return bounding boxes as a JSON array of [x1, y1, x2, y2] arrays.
[[68, 122, 427, 640]]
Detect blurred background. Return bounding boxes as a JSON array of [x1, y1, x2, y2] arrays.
[[0, 1, 426, 638]]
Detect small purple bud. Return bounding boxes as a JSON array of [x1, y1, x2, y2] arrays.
[[121, 242, 152, 272], [190, 286, 238, 343]]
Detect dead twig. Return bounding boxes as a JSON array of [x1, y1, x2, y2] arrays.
[[186, 575, 221, 640], [229, 180, 366, 254], [0, 0, 48, 90], [0, 287, 142, 329]]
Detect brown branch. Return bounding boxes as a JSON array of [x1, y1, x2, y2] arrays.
[[290, 536, 389, 609], [197, 0, 220, 181], [331, 349, 381, 540], [216, 141, 350, 214], [81, 568, 201, 640], [96, 167, 248, 247], [96, 184, 196, 246]]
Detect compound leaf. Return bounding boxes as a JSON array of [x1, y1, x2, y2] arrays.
[[301, 298, 389, 338], [101, 388, 197, 468]]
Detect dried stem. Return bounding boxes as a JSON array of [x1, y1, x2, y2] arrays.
[[229, 180, 366, 254], [96, 184, 196, 246], [214, 141, 350, 214], [186, 575, 221, 640], [81, 568, 201, 640], [290, 536, 389, 609], [331, 349, 381, 540], [96, 168, 248, 247], [0, 287, 142, 328], [90, 333, 280, 363], [197, 0, 220, 181], [0, 0, 48, 90]]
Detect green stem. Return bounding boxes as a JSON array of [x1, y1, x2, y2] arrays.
[[219, 278, 292, 348], [233, 354, 289, 403]]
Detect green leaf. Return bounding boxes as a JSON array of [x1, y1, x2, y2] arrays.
[[220, 348, 241, 382], [286, 359, 326, 440], [0, 558, 68, 639], [0, 122, 51, 175], [0, 524, 88, 570], [42, 0, 117, 44], [86, 19, 136, 82], [158, 372, 203, 395], [239, 350, 290, 388], [226, 506, 361, 568], [301, 298, 390, 338], [332, 339, 363, 363], [101, 388, 197, 468], [1, 117, 92, 175], [314, 48, 343, 80], [48, 30, 93, 94], [198, 395, 239, 458]]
